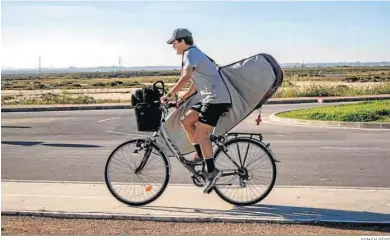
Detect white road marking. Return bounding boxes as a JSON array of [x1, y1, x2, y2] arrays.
[[98, 117, 119, 123], [321, 147, 390, 151], [106, 130, 131, 135], [263, 120, 390, 131]]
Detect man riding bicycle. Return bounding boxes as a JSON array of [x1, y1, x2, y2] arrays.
[[160, 28, 232, 193]]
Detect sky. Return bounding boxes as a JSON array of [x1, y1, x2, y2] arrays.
[[1, 1, 390, 68]]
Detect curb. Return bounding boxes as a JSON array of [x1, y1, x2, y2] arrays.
[[2, 95, 390, 113], [265, 99, 318, 104], [2, 210, 390, 226], [318, 95, 390, 103], [1, 104, 131, 112], [269, 113, 390, 129]]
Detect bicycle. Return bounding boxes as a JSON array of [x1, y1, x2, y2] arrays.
[[104, 101, 278, 206]]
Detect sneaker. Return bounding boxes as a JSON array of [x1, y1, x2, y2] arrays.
[[193, 153, 203, 162], [193, 157, 203, 162], [203, 168, 222, 194], [184, 157, 203, 169]]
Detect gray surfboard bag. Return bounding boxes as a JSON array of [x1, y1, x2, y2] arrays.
[[157, 53, 284, 157]]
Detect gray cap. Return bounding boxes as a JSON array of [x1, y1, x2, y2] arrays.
[[167, 28, 192, 44]]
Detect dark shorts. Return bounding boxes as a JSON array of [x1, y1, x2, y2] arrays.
[[191, 101, 231, 127]]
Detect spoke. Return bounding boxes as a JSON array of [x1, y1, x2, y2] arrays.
[[113, 175, 134, 197], [119, 148, 129, 168], [123, 144, 134, 167], [245, 152, 267, 169], [142, 155, 162, 172], [138, 174, 160, 196], [221, 176, 237, 196], [248, 182, 263, 196], [251, 175, 272, 186], [108, 171, 133, 177], [249, 178, 268, 192], [236, 142, 243, 166], [245, 143, 257, 168], [132, 172, 136, 201], [221, 150, 241, 169], [242, 141, 251, 167], [112, 156, 133, 170], [123, 182, 135, 200], [245, 182, 250, 202], [119, 182, 131, 200], [111, 162, 134, 170], [248, 184, 256, 201], [108, 165, 133, 173], [248, 159, 270, 172], [135, 175, 147, 202]]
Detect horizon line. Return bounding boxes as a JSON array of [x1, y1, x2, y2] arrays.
[[3, 60, 390, 70]]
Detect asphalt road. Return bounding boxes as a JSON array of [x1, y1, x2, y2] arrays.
[[2, 103, 390, 187]]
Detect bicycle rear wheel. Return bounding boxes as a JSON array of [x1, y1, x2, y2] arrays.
[[213, 138, 276, 206], [104, 138, 170, 206]]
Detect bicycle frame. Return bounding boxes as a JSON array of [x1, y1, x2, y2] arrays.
[[135, 103, 258, 185], [158, 120, 243, 185]]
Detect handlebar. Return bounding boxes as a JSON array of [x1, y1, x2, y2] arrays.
[[166, 101, 177, 109], [158, 101, 178, 121], [154, 101, 178, 109]]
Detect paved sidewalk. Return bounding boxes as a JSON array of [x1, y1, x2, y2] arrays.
[[2, 181, 390, 224]]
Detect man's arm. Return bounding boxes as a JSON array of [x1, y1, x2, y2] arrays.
[[166, 67, 193, 97], [180, 81, 197, 101]]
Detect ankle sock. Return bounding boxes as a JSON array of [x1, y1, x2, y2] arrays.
[[193, 143, 203, 159], [205, 157, 215, 173]]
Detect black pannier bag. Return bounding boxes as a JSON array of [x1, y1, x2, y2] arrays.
[[131, 81, 165, 132]]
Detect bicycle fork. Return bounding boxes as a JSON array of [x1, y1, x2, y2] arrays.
[[134, 139, 152, 175]]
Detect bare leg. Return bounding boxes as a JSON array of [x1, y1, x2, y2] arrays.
[[195, 121, 223, 193], [181, 110, 199, 144], [194, 122, 214, 159]]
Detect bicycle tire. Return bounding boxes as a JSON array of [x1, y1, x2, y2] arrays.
[[104, 138, 170, 206], [213, 137, 277, 206]]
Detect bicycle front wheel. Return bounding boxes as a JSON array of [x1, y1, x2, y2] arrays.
[[104, 138, 170, 206], [213, 138, 276, 206]]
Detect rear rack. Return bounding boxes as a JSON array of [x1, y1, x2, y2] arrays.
[[227, 132, 263, 142]]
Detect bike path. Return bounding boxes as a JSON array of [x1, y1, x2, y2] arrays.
[[2, 181, 389, 224]]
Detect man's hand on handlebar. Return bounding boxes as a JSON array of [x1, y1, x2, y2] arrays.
[[164, 101, 177, 109], [160, 95, 168, 104], [161, 100, 184, 109], [161, 94, 185, 109]]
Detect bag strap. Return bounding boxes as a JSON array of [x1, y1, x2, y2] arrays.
[[182, 46, 220, 69], [203, 53, 218, 67]]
